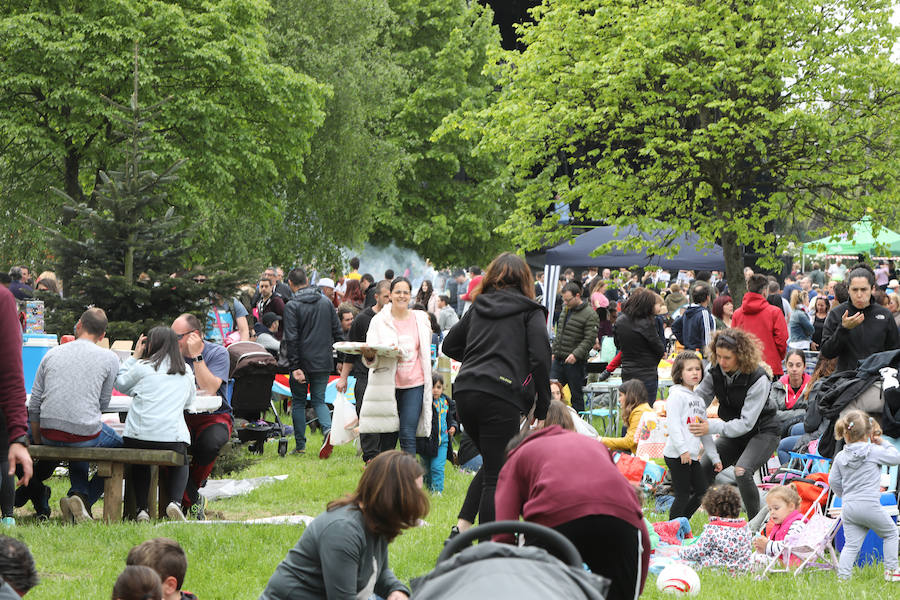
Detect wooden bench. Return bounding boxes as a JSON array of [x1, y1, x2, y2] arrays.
[[28, 446, 184, 523]]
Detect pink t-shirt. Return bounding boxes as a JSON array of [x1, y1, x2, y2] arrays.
[[394, 314, 424, 389]]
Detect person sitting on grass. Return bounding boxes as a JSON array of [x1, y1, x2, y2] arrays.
[[116, 327, 195, 522], [678, 485, 752, 573], [126, 538, 197, 600], [112, 565, 162, 600], [752, 484, 806, 565], [259, 451, 429, 600], [417, 373, 457, 494], [600, 380, 653, 453]]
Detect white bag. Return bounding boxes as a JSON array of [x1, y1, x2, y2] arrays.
[[330, 391, 359, 446]]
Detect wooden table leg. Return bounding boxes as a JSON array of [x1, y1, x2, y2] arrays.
[[149, 465, 159, 519], [100, 462, 124, 523]]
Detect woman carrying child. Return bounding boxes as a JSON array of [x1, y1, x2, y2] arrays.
[[829, 410, 900, 581], [678, 485, 752, 572], [115, 327, 195, 522], [600, 380, 654, 453], [751, 484, 806, 564], [417, 373, 457, 494], [662, 352, 721, 519]]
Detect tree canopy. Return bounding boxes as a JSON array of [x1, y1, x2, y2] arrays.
[[463, 0, 900, 300], [0, 0, 324, 266]]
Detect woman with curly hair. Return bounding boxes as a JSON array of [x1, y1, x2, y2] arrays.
[[686, 328, 780, 520]]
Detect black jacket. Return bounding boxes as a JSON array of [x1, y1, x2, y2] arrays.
[[442, 289, 551, 419], [613, 313, 666, 378], [282, 286, 342, 374], [819, 300, 899, 373]]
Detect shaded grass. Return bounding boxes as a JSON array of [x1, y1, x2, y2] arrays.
[[8, 427, 898, 598]]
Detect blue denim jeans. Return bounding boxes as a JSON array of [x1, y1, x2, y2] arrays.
[[43, 422, 123, 508], [290, 371, 332, 450], [777, 422, 806, 464], [396, 386, 424, 455]]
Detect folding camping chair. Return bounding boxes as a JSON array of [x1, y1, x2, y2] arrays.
[[759, 482, 841, 577]]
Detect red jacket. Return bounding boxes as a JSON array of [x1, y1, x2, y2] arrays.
[[732, 292, 788, 376], [0, 287, 28, 444], [494, 426, 649, 592], [460, 275, 482, 302]]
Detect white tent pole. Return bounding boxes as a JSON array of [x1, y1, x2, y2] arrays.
[[544, 264, 560, 337]]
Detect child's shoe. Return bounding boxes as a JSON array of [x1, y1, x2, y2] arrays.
[[885, 568, 900, 582]]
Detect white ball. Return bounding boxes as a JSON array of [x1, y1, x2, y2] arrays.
[[656, 563, 701, 595]]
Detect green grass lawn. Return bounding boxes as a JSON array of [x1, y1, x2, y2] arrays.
[[7, 427, 898, 599]]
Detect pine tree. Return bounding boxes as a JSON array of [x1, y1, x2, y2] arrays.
[[39, 46, 246, 341]]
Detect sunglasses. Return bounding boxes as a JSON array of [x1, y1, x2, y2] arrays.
[[176, 329, 198, 341], [717, 334, 737, 347]]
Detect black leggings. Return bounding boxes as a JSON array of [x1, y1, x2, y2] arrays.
[[454, 392, 521, 524], [663, 456, 708, 519], [549, 515, 644, 600], [700, 431, 779, 519], [124, 438, 189, 512]]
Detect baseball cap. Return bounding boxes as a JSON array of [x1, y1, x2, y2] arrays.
[[889, 279, 899, 289], [318, 277, 335, 289], [261, 313, 282, 327]]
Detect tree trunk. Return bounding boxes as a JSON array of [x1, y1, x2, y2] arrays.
[[64, 148, 83, 203], [124, 245, 134, 288], [721, 229, 747, 308]]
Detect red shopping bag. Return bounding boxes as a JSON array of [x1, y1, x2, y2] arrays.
[[614, 452, 647, 484]]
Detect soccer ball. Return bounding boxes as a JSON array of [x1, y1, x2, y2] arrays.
[[656, 563, 701, 595]]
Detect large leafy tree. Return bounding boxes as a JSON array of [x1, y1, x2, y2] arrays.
[[375, 0, 514, 267], [0, 0, 324, 266], [466, 0, 900, 301], [264, 0, 404, 267]]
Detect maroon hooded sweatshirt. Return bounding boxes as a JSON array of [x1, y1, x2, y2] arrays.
[[0, 287, 28, 446], [494, 426, 650, 592], [732, 291, 788, 376]]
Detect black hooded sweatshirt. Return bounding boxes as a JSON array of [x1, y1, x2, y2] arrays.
[[442, 289, 551, 419], [820, 299, 899, 373]]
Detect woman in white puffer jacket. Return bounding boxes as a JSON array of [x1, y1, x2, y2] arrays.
[[359, 277, 432, 455]]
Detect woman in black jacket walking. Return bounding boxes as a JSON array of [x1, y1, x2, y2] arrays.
[[442, 252, 551, 531], [613, 288, 666, 403]]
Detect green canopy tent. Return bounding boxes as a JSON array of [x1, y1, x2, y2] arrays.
[[801, 217, 900, 258]]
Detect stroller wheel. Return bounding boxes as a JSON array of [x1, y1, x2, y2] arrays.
[[277, 437, 288, 457]]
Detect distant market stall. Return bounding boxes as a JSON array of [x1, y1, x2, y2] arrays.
[[801, 217, 900, 265]]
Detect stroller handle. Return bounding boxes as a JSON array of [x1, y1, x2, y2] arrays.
[[437, 520, 583, 568]]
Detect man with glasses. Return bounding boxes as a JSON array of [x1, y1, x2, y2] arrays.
[[282, 268, 343, 458], [172, 313, 231, 519]]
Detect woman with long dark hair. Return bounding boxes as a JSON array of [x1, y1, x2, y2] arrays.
[[688, 328, 780, 519], [415, 280, 438, 315], [613, 287, 665, 403], [443, 252, 551, 531], [810, 295, 830, 350], [820, 264, 899, 372], [261, 451, 428, 600], [115, 326, 195, 521]]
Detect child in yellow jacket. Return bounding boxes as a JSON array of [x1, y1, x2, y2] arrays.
[[601, 379, 653, 453]]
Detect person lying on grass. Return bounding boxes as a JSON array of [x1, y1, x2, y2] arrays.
[[259, 450, 429, 600]]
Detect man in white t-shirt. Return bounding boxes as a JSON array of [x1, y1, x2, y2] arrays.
[[827, 258, 846, 282]]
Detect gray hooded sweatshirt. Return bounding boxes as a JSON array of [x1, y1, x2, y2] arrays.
[[830, 439, 900, 503]]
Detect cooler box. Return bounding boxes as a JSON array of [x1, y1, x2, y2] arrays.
[[832, 493, 899, 567], [22, 334, 58, 393]]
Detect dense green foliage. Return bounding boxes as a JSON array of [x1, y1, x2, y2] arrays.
[[0, 0, 325, 267], [461, 0, 900, 301], [375, 0, 515, 266], [37, 56, 248, 341]]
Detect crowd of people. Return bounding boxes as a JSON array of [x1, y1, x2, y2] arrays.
[[4, 251, 900, 595]]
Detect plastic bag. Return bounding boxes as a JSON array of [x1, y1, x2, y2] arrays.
[[330, 391, 358, 446]]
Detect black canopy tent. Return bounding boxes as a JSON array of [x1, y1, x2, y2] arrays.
[[542, 226, 725, 331]]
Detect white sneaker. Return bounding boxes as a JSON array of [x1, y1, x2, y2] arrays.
[[58, 497, 73, 524], [166, 502, 187, 522], [135, 510, 150, 523], [885, 568, 900, 582], [67, 495, 92, 523]]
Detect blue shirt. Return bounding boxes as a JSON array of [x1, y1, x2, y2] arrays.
[[205, 298, 248, 343]]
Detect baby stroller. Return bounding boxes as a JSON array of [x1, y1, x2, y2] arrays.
[[412, 521, 609, 599], [227, 341, 288, 456]]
